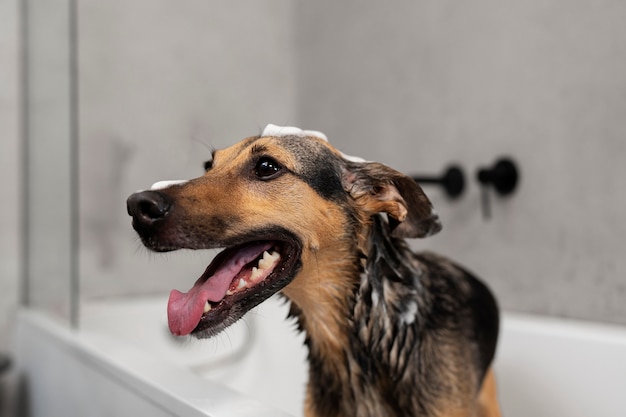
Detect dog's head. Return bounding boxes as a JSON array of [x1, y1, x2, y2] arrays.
[[127, 125, 441, 338]]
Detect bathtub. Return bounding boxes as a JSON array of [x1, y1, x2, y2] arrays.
[[15, 296, 626, 417]]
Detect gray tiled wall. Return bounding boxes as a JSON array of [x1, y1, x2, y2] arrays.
[[296, 1, 626, 324]]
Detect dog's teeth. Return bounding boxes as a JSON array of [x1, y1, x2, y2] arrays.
[[203, 301, 212, 313]]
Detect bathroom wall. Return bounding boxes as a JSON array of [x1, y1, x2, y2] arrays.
[[7, 0, 625, 334], [78, 0, 299, 299], [297, 1, 626, 324]]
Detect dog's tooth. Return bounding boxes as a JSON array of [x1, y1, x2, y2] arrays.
[[226, 278, 247, 296], [250, 266, 262, 282], [259, 250, 281, 271], [258, 251, 272, 270], [237, 278, 246, 290], [203, 301, 212, 313]]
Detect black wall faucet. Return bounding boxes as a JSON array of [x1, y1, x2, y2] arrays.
[[476, 158, 520, 219]]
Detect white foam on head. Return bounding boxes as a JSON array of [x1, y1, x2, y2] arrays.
[[339, 151, 369, 163], [150, 179, 189, 190], [261, 124, 328, 142], [261, 124, 368, 163]]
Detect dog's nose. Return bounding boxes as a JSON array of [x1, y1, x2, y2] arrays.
[[126, 191, 172, 227]]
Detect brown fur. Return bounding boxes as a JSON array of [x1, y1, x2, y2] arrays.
[[127, 132, 502, 417]]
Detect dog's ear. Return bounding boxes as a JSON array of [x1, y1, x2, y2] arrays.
[[343, 162, 442, 238]]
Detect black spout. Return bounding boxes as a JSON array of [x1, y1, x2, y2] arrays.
[[412, 165, 465, 199]]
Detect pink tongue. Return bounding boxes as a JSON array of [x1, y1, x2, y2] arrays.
[[167, 242, 273, 336]]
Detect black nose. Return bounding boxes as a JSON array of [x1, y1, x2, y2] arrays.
[[127, 190, 172, 228]]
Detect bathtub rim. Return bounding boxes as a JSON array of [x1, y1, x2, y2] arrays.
[[14, 307, 295, 417], [499, 310, 626, 348], [15, 300, 626, 417]]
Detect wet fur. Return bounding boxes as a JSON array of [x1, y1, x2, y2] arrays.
[[128, 133, 501, 417]]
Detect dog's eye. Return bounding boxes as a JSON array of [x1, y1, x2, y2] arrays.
[[255, 157, 282, 179], [203, 160, 213, 171]]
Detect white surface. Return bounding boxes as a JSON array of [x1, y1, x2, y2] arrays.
[[498, 313, 626, 417], [17, 297, 626, 417], [80, 295, 308, 417], [16, 298, 299, 417]]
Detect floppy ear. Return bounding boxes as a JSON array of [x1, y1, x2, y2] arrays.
[[343, 162, 442, 238]]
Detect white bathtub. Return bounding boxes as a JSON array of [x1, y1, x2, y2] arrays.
[[15, 296, 626, 417]]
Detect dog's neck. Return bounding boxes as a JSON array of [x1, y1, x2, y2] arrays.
[[284, 215, 430, 416], [282, 236, 363, 360]]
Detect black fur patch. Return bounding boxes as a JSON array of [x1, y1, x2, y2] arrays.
[[275, 136, 347, 202]]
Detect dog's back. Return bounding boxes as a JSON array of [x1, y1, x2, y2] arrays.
[[300, 215, 500, 417]]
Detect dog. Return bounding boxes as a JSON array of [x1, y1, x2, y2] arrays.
[[127, 124, 501, 417]]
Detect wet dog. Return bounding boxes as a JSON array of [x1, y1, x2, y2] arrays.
[[127, 125, 501, 417]]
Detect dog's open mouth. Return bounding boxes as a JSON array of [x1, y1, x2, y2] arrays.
[[167, 239, 301, 337]]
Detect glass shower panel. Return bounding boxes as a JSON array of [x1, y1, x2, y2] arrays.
[[22, 0, 78, 325], [77, 1, 297, 305]]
